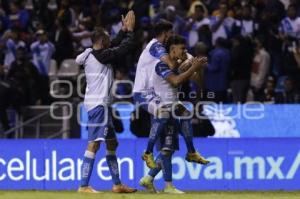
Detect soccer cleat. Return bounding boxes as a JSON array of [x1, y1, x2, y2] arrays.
[[142, 152, 157, 169], [185, 151, 210, 165], [112, 184, 137, 193], [139, 176, 157, 193], [78, 186, 101, 193], [163, 185, 185, 194]]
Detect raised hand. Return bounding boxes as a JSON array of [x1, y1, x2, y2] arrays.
[[124, 10, 135, 32]]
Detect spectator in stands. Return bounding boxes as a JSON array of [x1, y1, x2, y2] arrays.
[[52, 18, 74, 66], [31, 29, 55, 104], [231, 35, 254, 103], [7, 1, 29, 31], [186, 4, 211, 49], [263, 76, 276, 103], [210, 2, 235, 46], [233, 4, 258, 37], [0, 47, 40, 137], [204, 37, 230, 103], [279, 4, 300, 40], [56, 0, 74, 27], [154, 5, 185, 35], [275, 77, 300, 103], [0, 28, 25, 71], [250, 36, 270, 102]]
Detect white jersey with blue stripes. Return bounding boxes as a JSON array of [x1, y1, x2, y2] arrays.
[[133, 38, 167, 93], [76, 48, 114, 111]]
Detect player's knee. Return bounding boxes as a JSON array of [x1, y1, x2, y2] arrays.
[[161, 150, 173, 157], [106, 139, 118, 151], [87, 141, 100, 153]]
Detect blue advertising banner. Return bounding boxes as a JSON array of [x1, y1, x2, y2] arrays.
[[0, 139, 299, 190], [80, 103, 300, 138]]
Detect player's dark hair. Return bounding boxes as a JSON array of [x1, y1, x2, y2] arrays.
[[166, 35, 186, 52], [153, 20, 173, 37], [91, 27, 109, 43]]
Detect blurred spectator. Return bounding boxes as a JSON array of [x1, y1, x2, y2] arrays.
[[154, 5, 185, 35], [210, 2, 235, 45], [1, 28, 25, 70], [231, 35, 254, 103], [113, 69, 132, 102], [52, 18, 74, 66], [7, 1, 29, 31], [186, 4, 211, 49], [0, 47, 40, 135], [204, 37, 230, 103], [250, 36, 270, 102], [263, 76, 276, 103], [233, 4, 258, 37], [30, 29, 55, 104], [56, 0, 75, 27], [275, 77, 300, 103], [279, 4, 300, 40], [72, 21, 93, 51]]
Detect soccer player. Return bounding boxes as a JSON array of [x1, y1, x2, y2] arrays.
[[133, 20, 209, 168], [140, 35, 208, 193], [75, 11, 137, 194]]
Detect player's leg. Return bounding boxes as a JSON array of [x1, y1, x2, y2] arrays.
[[142, 100, 170, 169], [79, 141, 101, 193], [78, 105, 108, 193], [139, 153, 162, 193], [175, 103, 210, 165], [105, 110, 137, 193], [161, 150, 184, 194]]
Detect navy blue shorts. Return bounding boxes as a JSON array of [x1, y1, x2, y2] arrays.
[[87, 105, 116, 142]]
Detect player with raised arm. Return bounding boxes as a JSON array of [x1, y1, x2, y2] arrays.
[[76, 11, 137, 194]]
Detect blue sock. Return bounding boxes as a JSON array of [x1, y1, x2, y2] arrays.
[[161, 152, 172, 182], [148, 153, 162, 177], [81, 151, 95, 187], [106, 152, 121, 185], [146, 118, 168, 153], [180, 119, 196, 153]]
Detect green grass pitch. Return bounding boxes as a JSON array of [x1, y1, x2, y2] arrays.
[[1, 191, 300, 199]]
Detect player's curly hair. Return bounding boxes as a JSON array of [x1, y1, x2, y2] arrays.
[[165, 35, 186, 52]]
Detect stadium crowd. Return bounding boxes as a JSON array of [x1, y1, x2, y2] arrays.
[[1, 0, 300, 135]]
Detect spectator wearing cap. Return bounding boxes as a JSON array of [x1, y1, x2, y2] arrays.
[[30, 29, 55, 104]]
